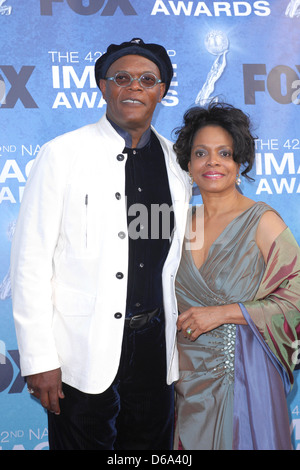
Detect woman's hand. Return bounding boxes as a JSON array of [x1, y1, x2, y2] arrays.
[[177, 304, 247, 341]]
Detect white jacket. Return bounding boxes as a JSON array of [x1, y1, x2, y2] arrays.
[[11, 115, 191, 394]]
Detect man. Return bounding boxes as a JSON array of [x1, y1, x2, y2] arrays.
[[11, 38, 191, 450]]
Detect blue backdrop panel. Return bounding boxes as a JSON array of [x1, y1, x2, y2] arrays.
[[0, 0, 300, 450]]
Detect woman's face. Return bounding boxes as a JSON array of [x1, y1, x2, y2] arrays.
[[188, 125, 240, 195]]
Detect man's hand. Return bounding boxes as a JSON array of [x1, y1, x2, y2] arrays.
[[26, 368, 64, 415]]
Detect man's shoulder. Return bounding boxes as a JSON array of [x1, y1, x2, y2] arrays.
[[152, 127, 173, 147], [152, 127, 191, 191], [48, 121, 101, 148], [33, 122, 103, 170], [44, 115, 120, 152]]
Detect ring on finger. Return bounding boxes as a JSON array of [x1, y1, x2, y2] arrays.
[[27, 388, 35, 394], [186, 327, 192, 335]]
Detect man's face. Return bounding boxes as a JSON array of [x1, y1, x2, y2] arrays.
[[99, 55, 166, 134]]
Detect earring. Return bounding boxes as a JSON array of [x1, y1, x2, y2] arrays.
[[236, 173, 241, 186], [188, 171, 194, 185]]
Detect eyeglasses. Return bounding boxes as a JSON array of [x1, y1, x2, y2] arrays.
[[105, 71, 162, 89]]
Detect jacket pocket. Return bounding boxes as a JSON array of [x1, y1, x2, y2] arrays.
[[53, 282, 96, 316]]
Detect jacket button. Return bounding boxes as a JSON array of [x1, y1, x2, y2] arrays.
[[115, 192, 121, 200], [114, 312, 122, 319], [117, 154, 124, 161], [118, 231, 126, 239], [116, 272, 124, 279]]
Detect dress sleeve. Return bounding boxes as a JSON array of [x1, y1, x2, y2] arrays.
[[242, 228, 300, 384]]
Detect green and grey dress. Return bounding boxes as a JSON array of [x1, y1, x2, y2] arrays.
[[175, 202, 300, 450]]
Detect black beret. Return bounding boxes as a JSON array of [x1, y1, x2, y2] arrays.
[[95, 38, 173, 97]]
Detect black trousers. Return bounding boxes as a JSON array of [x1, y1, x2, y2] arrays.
[[47, 308, 174, 450]]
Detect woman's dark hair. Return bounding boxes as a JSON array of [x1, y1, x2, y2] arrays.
[[173, 101, 256, 181]]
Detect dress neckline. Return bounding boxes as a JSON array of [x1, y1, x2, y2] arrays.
[[188, 201, 263, 272]]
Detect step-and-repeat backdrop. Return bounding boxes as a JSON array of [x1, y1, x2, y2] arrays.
[[1, 0, 300, 450]]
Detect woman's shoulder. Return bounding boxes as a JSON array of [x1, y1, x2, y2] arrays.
[[240, 199, 284, 223], [255, 203, 287, 261], [254, 201, 286, 229]]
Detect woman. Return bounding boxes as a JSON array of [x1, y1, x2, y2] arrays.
[[173, 102, 300, 450]]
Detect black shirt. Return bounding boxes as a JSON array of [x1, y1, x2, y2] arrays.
[[108, 119, 174, 316]]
